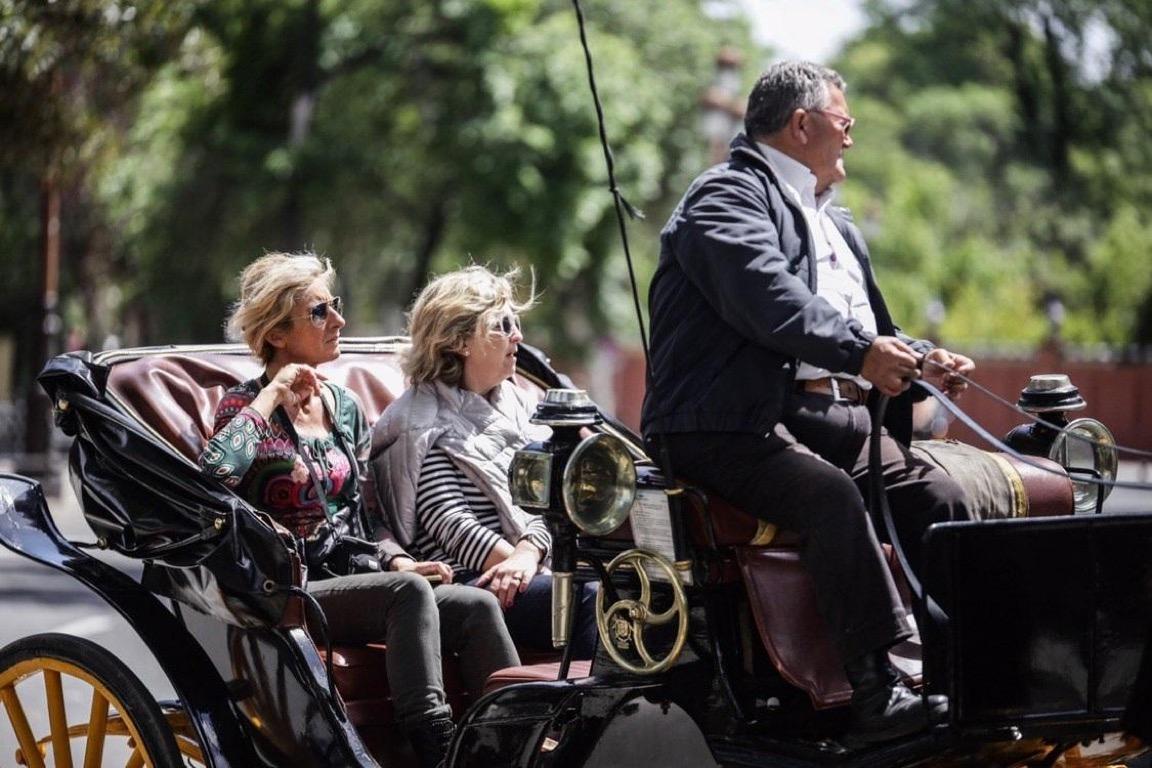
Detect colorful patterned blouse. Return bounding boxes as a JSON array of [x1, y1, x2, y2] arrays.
[[199, 378, 370, 539]]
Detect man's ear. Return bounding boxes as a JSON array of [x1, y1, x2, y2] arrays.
[[788, 108, 810, 145]]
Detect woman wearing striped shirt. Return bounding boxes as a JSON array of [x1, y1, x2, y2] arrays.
[[372, 266, 598, 659]]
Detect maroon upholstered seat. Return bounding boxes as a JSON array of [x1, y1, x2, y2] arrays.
[[736, 544, 922, 708], [105, 346, 418, 463], [483, 661, 593, 695]]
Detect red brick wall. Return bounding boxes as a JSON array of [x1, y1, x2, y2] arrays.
[[944, 356, 1152, 452]]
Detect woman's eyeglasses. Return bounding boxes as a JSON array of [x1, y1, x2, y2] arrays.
[[487, 312, 521, 337], [293, 297, 343, 327]]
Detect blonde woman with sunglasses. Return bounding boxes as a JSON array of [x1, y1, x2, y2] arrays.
[[371, 265, 599, 660], [199, 252, 518, 768]]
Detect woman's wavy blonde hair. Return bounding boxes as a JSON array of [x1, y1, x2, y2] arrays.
[[404, 265, 535, 386], [225, 252, 335, 364]]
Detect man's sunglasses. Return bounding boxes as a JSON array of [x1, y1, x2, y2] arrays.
[[487, 312, 521, 337], [293, 296, 343, 327]]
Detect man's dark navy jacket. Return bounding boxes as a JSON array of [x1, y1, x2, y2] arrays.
[[641, 134, 931, 445]]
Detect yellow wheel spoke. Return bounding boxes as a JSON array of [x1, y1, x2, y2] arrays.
[[45, 669, 75, 768], [2, 682, 46, 768], [175, 735, 206, 765], [0, 639, 199, 768], [84, 688, 109, 768]]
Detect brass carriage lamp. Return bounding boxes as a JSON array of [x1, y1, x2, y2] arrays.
[[1003, 374, 1117, 514], [509, 388, 636, 648]]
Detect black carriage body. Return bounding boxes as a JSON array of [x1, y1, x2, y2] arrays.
[[924, 514, 1152, 732], [2, 340, 1152, 768]]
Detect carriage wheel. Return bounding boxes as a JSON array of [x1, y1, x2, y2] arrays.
[[0, 633, 187, 768]]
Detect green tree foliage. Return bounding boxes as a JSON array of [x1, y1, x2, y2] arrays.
[[837, 0, 1152, 347], [0, 0, 201, 382], [1, 0, 751, 380], [9, 0, 1150, 390], [92, 0, 750, 356]]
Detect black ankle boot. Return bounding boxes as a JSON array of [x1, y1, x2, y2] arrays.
[[406, 714, 456, 768], [843, 652, 947, 745]]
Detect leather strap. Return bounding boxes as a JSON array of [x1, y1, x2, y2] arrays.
[[796, 377, 868, 404]]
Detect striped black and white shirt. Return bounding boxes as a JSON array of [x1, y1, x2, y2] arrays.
[[413, 446, 551, 576]]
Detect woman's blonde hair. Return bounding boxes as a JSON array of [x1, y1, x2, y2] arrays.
[[404, 265, 535, 386], [225, 252, 335, 364]]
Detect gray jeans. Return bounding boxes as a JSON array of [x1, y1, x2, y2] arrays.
[[308, 571, 519, 725]]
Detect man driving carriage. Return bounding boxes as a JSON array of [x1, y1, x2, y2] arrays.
[[642, 60, 976, 745]]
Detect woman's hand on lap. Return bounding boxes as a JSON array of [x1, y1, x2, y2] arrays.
[[476, 547, 540, 609], [390, 556, 454, 584]]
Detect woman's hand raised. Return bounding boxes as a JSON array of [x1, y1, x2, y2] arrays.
[[251, 363, 324, 419]]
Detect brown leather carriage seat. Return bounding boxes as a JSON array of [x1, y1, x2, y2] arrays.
[[483, 660, 593, 695], [107, 352, 262, 462], [672, 488, 901, 709], [106, 346, 439, 463], [106, 346, 546, 463]]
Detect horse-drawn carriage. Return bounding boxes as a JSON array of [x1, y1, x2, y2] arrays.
[[1, 338, 1150, 767]]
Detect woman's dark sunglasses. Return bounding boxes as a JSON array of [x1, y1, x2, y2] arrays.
[[294, 296, 343, 327], [488, 312, 521, 336]]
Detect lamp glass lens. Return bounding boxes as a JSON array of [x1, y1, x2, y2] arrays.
[[563, 434, 637, 535], [1050, 418, 1117, 514], [510, 450, 553, 509]]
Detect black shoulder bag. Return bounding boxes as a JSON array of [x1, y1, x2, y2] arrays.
[[266, 377, 383, 579]]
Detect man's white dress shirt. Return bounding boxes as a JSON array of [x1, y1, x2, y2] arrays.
[[757, 142, 877, 389]]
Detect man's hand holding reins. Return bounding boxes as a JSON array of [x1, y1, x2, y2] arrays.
[[860, 336, 921, 396], [920, 348, 975, 400]]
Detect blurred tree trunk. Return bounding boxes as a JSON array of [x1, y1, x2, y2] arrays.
[[1041, 12, 1072, 189], [1005, 18, 1045, 168], [78, 224, 113, 349], [282, 0, 321, 249], [404, 197, 449, 307], [21, 168, 60, 466]]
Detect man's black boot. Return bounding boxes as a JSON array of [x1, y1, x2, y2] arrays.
[[843, 652, 947, 745], [406, 714, 456, 768]]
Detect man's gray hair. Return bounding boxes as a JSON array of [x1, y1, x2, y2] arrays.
[[744, 61, 845, 139]]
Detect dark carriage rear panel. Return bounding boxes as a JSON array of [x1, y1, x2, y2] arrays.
[[924, 514, 1152, 732]]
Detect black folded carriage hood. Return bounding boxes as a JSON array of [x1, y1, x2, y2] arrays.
[[39, 351, 293, 627]]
